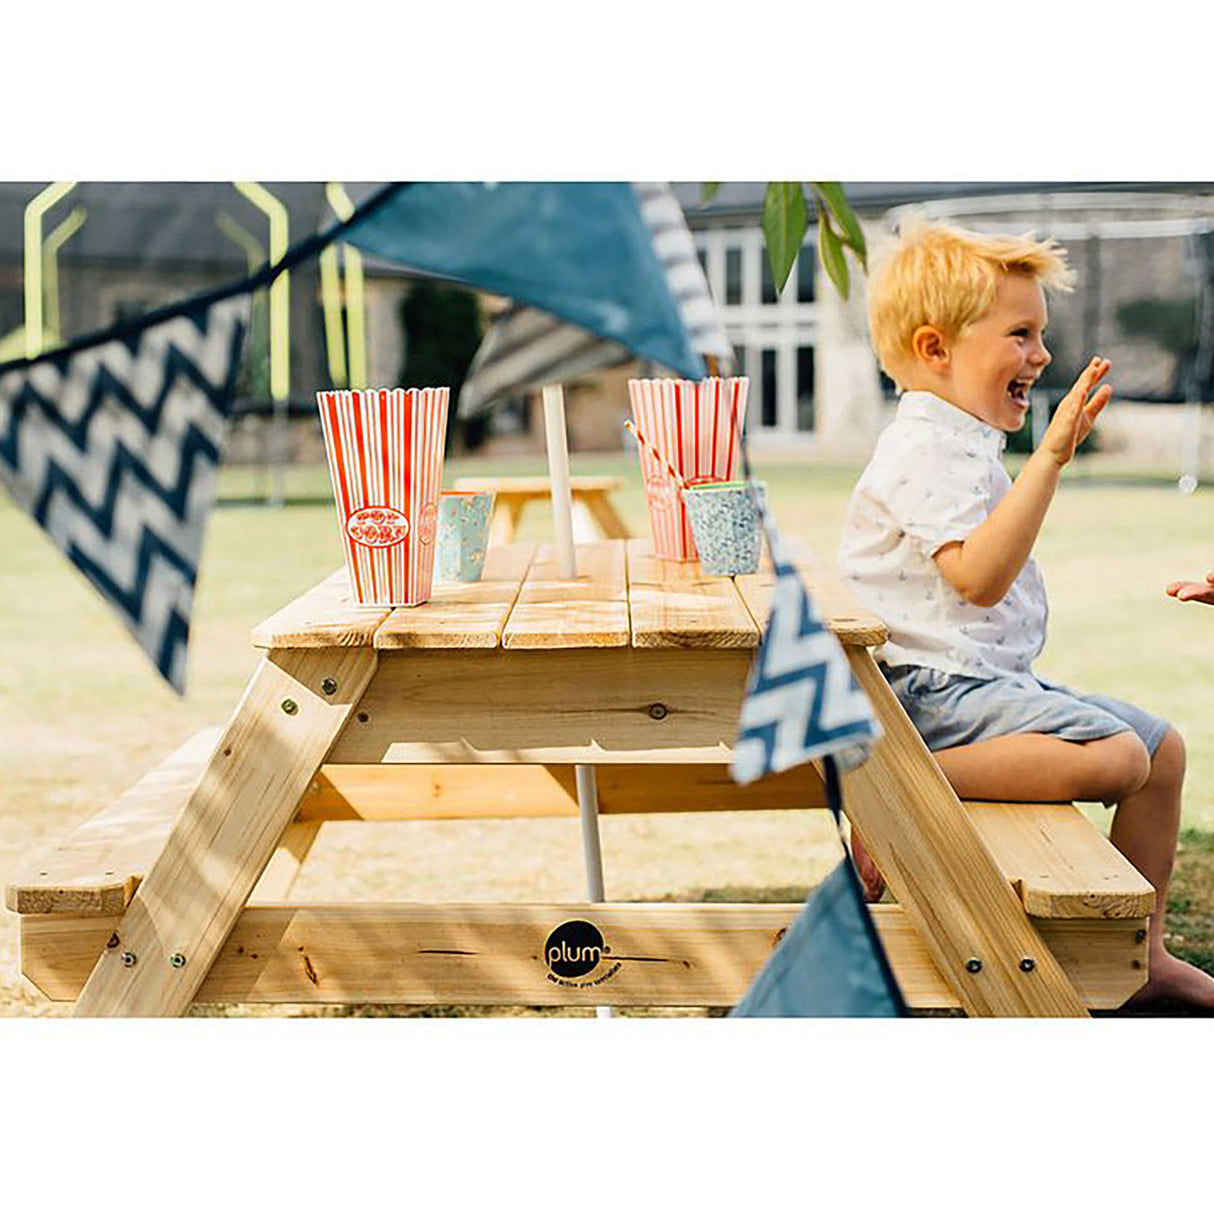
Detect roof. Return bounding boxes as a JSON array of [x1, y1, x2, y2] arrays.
[[671, 181, 1214, 224]]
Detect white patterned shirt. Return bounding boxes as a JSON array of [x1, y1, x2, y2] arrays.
[[836, 390, 1048, 678]]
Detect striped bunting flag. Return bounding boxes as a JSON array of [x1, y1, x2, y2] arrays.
[[731, 525, 881, 783], [0, 295, 249, 692], [458, 182, 732, 414]]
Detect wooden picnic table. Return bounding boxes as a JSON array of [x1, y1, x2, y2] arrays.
[[452, 474, 630, 545], [10, 538, 1154, 1016]]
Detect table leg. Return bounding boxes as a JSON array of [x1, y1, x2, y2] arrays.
[[838, 646, 1088, 1017], [73, 646, 377, 1017], [574, 765, 613, 1018], [488, 499, 525, 547], [581, 491, 631, 540]]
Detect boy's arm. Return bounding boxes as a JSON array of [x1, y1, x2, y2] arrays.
[[934, 358, 1111, 608]]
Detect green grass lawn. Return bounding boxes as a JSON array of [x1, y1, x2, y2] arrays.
[[2, 450, 1213, 1015]]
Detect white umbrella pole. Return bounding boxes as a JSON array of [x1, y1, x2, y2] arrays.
[[542, 383, 611, 1018]]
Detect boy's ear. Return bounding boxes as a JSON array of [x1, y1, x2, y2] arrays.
[[911, 324, 949, 370]]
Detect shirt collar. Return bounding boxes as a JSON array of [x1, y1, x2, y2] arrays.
[[897, 390, 1008, 455]]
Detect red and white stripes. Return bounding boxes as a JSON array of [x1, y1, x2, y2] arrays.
[[317, 387, 449, 606], [627, 377, 749, 560]]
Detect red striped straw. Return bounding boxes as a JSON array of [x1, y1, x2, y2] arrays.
[[623, 418, 687, 492]]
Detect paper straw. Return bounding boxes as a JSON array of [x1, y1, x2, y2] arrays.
[[623, 418, 687, 492]]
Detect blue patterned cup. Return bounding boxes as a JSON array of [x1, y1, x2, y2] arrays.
[[436, 491, 494, 582], [683, 481, 766, 576]]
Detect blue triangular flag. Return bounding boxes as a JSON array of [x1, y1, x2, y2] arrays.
[[0, 295, 249, 693]]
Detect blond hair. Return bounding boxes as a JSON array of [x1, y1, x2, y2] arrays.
[[867, 215, 1076, 385]]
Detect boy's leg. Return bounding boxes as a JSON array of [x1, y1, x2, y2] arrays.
[[933, 727, 1214, 1008]]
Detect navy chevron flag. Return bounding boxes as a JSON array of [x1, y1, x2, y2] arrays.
[[0, 296, 249, 693], [731, 527, 881, 784]]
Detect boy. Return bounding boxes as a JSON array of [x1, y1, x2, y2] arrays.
[[838, 217, 1214, 1010]]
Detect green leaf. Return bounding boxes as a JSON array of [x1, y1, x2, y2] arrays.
[[818, 218, 850, 300], [762, 182, 808, 295], [700, 182, 720, 204], [810, 181, 867, 269]]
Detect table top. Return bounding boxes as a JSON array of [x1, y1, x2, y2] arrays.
[[452, 474, 623, 496], [251, 539, 888, 653]]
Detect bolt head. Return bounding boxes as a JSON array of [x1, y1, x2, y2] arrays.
[[169, 953, 187, 969], [965, 958, 982, 974], [281, 698, 298, 715], [321, 678, 337, 696], [648, 703, 668, 721], [1019, 958, 1036, 973], [106, 933, 120, 949], [121, 951, 137, 968]]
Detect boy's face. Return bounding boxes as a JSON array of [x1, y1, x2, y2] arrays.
[[935, 272, 1053, 431]]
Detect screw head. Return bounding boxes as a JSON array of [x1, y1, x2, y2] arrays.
[[169, 953, 187, 969], [1019, 958, 1036, 973], [281, 699, 298, 715], [965, 958, 982, 974], [121, 951, 137, 968], [321, 678, 337, 696], [1135, 929, 1147, 943], [648, 703, 668, 721], [106, 933, 120, 949]]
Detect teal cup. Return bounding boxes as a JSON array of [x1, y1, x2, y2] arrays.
[[436, 491, 494, 582], [683, 481, 766, 576]]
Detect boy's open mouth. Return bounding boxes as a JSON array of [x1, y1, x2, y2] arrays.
[[1007, 378, 1034, 405]]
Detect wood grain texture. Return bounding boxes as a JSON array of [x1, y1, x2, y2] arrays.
[[837, 647, 1088, 1017], [735, 542, 888, 647], [626, 538, 759, 649], [501, 542, 630, 649], [25, 903, 1148, 1010], [373, 544, 536, 649], [251, 570, 393, 650], [296, 761, 828, 820], [327, 648, 752, 765], [5, 728, 222, 916], [72, 647, 378, 1017], [248, 822, 322, 901], [967, 802, 1156, 919]]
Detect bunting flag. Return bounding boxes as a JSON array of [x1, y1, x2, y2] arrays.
[[456, 183, 733, 414], [731, 524, 882, 783], [0, 295, 249, 692], [343, 181, 715, 387]]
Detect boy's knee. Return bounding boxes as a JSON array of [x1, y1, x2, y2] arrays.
[[1150, 726, 1186, 786], [1092, 733, 1152, 802]]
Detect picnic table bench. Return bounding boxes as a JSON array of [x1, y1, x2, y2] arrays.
[[8, 539, 1154, 1016], [452, 474, 630, 545]]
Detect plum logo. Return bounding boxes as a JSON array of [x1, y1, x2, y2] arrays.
[[542, 921, 623, 988], [644, 473, 677, 511], [346, 506, 409, 548], [418, 501, 438, 546]]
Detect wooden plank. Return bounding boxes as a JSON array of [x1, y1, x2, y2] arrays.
[[251, 570, 392, 650], [626, 538, 759, 649], [736, 545, 888, 648], [296, 761, 828, 820], [967, 802, 1155, 919], [5, 727, 222, 916], [581, 491, 632, 540], [373, 544, 536, 650], [248, 822, 322, 901], [72, 647, 378, 1017], [502, 541, 630, 649], [24, 903, 1148, 1010], [506, 538, 629, 650], [837, 647, 1088, 1016], [327, 648, 751, 764], [454, 475, 624, 497]]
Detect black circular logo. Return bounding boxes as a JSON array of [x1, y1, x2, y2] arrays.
[[544, 920, 607, 978]]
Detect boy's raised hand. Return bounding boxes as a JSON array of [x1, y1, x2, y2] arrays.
[[1166, 571, 1214, 606], [1039, 357, 1112, 467]]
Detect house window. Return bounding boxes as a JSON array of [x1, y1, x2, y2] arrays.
[[796, 346, 815, 432], [797, 248, 816, 303], [725, 247, 743, 305], [761, 349, 778, 427]]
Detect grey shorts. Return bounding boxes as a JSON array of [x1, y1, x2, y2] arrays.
[[881, 664, 1171, 757]]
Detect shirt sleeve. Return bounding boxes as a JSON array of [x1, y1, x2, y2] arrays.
[[879, 434, 990, 558]]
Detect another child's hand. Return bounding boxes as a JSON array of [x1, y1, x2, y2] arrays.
[[1166, 572, 1214, 605], [1039, 357, 1112, 468]]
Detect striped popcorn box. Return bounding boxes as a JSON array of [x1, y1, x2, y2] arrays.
[[627, 377, 749, 560], [316, 387, 450, 606]]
